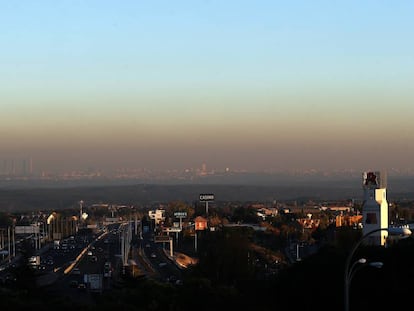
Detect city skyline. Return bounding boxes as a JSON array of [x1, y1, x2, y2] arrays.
[[2, 1, 414, 173], [3, 156, 414, 182]]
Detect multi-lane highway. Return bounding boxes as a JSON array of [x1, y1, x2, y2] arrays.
[[139, 231, 183, 285], [1, 220, 185, 298]]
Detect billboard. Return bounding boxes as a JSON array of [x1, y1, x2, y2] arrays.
[[15, 225, 40, 234], [362, 171, 386, 189], [174, 211, 187, 218], [154, 235, 172, 243], [199, 194, 215, 201]]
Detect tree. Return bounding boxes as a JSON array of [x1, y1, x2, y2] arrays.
[[0, 212, 13, 227], [194, 227, 255, 285]]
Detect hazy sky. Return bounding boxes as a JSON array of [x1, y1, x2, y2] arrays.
[[1, 1, 414, 173]]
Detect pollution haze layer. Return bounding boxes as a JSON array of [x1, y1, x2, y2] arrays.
[[2, 1, 414, 174], [1, 173, 414, 213]]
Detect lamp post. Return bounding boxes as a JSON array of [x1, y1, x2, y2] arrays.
[[346, 257, 383, 311], [344, 227, 411, 311], [348, 258, 383, 281], [79, 200, 84, 221], [47, 213, 55, 241]]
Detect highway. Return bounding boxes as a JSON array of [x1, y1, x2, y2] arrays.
[[1, 220, 185, 299], [139, 231, 183, 285]]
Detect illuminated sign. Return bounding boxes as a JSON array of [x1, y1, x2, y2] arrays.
[[362, 171, 381, 189], [199, 194, 215, 201], [174, 211, 187, 218]]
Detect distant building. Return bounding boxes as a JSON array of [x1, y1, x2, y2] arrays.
[[194, 216, 208, 230], [362, 171, 388, 246], [335, 215, 363, 227], [297, 215, 321, 229], [148, 209, 165, 225], [250, 204, 278, 219], [326, 206, 351, 213]]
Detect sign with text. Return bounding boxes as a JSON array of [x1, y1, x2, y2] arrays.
[[15, 225, 40, 234], [174, 211, 187, 218], [154, 235, 172, 243], [199, 194, 215, 201], [362, 171, 386, 189]]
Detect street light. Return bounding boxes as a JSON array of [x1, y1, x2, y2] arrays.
[[345, 258, 383, 311], [347, 257, 383, 296], [350, 258, 383, 276], [47, 213, 56, 241], [344, 227, 411, 311]]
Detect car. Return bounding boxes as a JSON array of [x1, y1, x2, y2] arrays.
[[150, 253, 156, 258], [3, 274, 17, 286], [77, 283, 86, 290]]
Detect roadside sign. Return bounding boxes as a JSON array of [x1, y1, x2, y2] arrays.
[[199, 194, 215, 201], [88, 274, 103, 292], [154, 235, 172, 243], [174, 211, 187, 218]]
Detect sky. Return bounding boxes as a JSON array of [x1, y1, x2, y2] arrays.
[[1, 0, 414, 174]]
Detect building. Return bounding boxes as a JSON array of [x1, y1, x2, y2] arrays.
[[194, 216, 208, 231], [361, 171, 388, 246], [335, 215, 363, 227], [148, 209, 165, 225]]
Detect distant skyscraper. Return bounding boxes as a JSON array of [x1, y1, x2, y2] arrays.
[[361, 171, 388, 246], [22, 159, 26, 175], [21, 158, 33, 176], [201, 163, 207, 175], [11, 159, 15, 175], [29, 157, 33, 175]]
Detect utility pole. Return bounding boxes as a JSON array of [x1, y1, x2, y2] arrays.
[[79, 200, 84, 223], [134, 213, 138, 236], [12, 225, 15, 256], [8, 226, 11, 263], [194, 230, 197, 252]]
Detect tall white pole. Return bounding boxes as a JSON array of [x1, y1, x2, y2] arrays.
[[80, 200, 83, 221], [38, 223, 41, 249], [7, 226, 11, 263], [34, 225, 37, 250], [12, 226, 15, 256], [194, 231, 197, 252], [1, 230, 3, 260]]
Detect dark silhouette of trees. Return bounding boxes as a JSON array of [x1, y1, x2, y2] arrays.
[[192, 227, 256, 285]]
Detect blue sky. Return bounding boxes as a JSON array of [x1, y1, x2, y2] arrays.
[[1, 1, 414, 173]]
